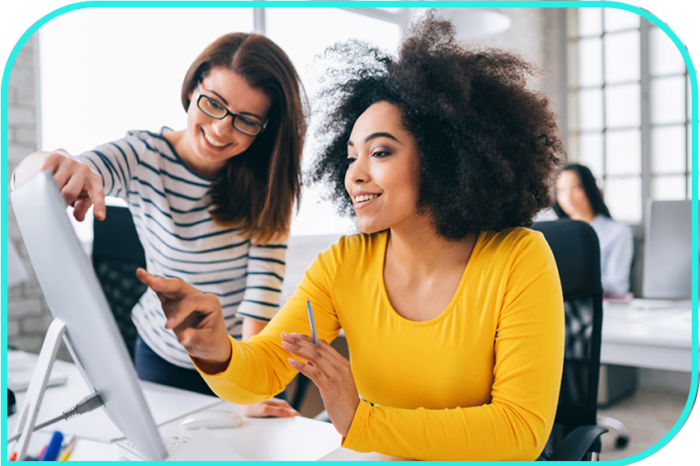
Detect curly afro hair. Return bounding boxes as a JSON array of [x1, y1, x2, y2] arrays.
[[310, 11, 566, 240]]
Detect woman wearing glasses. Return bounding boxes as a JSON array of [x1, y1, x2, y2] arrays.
[[137, 14, 566, 460], [13, 33, 305, 418]]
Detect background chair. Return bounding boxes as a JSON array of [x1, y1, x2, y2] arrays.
[[532, 219, 608, 461], [92, 205, 147, 360]]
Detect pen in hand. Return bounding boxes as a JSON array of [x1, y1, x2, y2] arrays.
[[306, 298, 318, 345], [305, 298, 323, 404]]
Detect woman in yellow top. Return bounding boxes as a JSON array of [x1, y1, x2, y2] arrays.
[[138, 14, 566, 461]]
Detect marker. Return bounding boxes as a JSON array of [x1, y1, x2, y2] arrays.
[[40, 431, 64, 461], [306, 298, 318, 345]]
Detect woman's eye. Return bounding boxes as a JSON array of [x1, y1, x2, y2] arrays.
[[372, 151, 390, 158], [208, 98, 224, 110], [237, 117, 258, 129], [346, 156, 357, 164]]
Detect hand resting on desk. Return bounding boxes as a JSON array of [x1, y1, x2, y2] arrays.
[[136, 268, 300, 419]]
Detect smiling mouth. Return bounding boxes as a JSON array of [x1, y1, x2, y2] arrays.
[[354, 194, 381, 204], [202, 128, 228, 148]]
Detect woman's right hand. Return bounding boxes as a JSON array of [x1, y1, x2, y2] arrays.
[[135, 268, 233, 374], [14, 150, 106, 221]]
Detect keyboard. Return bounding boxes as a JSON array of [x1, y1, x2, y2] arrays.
[[117, 436, 189, 461]]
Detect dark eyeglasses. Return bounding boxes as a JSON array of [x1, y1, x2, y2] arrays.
[[195, 85, 267, 136]]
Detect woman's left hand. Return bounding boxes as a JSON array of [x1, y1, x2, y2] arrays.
[[281, 332, 360, 437], [239, 398, 300, 418]]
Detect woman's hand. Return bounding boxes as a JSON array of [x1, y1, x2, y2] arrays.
[[281, 332, 360, 437], [239, 398, 300, 418], [135, 268, 232, 374], [15, 150, 106, 221]]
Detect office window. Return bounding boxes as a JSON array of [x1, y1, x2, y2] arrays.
[[38, 7, 400, 240], [567, 8, 692, 224], [649, 24, 692, 201]]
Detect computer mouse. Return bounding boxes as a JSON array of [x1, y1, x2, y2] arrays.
[[180, 410, 243, 430]]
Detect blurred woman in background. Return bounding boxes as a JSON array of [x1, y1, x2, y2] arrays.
[[553, 163, 634, 297]]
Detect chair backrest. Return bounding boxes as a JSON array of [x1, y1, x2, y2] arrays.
[[92, 205, 147, 359], [531, 220, 604, 458]]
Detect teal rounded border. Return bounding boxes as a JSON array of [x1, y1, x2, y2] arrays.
[[1, 2, 697, 465]]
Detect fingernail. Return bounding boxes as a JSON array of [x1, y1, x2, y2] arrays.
[[282, 341, 291, 347], [281, 331, 288, 337]]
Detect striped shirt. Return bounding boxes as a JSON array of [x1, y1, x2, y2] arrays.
[[76, 129, 287, 368]]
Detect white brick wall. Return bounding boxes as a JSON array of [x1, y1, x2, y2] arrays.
[[5, 34, 71, 359]]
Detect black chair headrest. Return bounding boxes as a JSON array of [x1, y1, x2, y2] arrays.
[[531, 220, 603, 298], [92, 205, 146, 265]]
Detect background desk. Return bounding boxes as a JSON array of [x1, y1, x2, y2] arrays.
[[601, 300, 694, 372], [7, 354, 364, 461]]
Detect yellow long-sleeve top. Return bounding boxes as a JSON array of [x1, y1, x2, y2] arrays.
[[197, 228, 565, 461]]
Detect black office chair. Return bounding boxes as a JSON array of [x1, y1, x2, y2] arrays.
[[92, 205, 147, 360], [532, 220, 608, 461]]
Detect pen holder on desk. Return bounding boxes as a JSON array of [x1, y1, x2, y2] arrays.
[[10, 319, 68, 461]]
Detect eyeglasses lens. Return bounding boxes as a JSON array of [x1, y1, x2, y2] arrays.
[[197, 95, 262, 136]]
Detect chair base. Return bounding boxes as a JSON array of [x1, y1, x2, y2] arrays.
[[597, 415, 631, 449]]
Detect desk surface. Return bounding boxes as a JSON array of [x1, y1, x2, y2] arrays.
[[601, 299, 695, 372], [12, 299, 694, 459], [7, 354, 400, 461]]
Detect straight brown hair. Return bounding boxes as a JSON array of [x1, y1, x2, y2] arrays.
[[181, 33, 306, 244]]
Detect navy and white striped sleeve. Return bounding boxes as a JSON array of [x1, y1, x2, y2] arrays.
[[74, 133, 141, 201], [236, 237, 289, 322]]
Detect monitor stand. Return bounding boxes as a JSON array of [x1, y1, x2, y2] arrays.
[[10, 318, 67, 461]]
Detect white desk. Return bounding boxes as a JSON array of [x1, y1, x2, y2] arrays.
[[6, 354, 359, 461], [601, 299, 695, 372]]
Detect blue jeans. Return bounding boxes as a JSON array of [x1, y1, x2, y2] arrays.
[[134, 335, 289, 401]]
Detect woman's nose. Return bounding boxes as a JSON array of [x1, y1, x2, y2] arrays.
[[211, 115, 234, 136], [347, 157, 369, 184]]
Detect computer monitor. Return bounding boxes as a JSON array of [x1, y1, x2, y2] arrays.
[[10, 170, 167, 461], [642, 199, 692, 300]]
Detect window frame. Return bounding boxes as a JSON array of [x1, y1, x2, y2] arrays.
[[567, 8, 692, 227]]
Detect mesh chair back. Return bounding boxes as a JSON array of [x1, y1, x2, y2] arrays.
[[92, 206, 147, 359], [531, 220, 604, 458]]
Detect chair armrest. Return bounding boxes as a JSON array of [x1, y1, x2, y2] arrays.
[[547, 425, 609, 461]]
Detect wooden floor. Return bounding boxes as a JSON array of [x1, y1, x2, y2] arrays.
[[597, 387, 692, 461]]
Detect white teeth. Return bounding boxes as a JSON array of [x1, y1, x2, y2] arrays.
[[203, 130, 227, 147], [354, 194, 379, 203]]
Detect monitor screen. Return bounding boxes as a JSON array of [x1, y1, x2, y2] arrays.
[[11, 170, 167, 461], [642, 199, 692, 300]]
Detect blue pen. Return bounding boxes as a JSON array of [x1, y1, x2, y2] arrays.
[[306, 298, 318, 345], [306, 298, 324, 405], [40, 431, 64, 461]]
